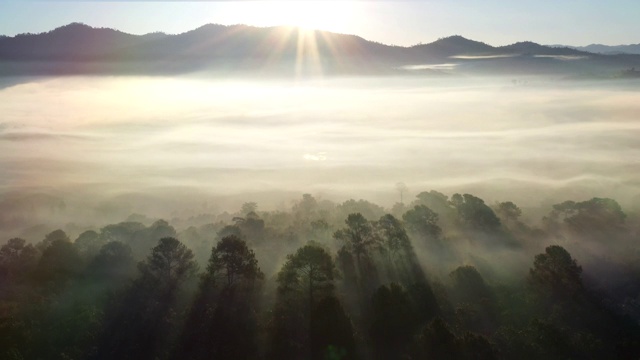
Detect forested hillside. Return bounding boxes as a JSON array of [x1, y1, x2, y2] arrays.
[[1, 191, 639, 359]]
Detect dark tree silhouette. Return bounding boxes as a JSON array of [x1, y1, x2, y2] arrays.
[[528, 245, 583, 302], [270, 244, 337, 360], [95, 237, 197, 360], [334, 213, 379, 273], [451, 193, 501, 232], [310, 296, 356, 360], [206, 234, 263, 287], [403, 204, 442, 239], [177, 235, 263, 360], [0, 238, 38, 288], [370, 283, 416, 360]]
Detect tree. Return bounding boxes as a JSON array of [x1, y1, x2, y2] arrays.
[[277, 244, 336, 309], [234, 211, 265, 244], [177, 236, 263, 360], [0, 238, 39, 290], [396, 182, 408, 204], [420, 317, 460, 360], [402, 205, 442, 239], [333, 213, 379, 271], [99, 222, 145, 244], [137, 236, 198, 288], [241, 202, 258, 215], [336, 199, 386, 222], [217, 224, 243, 240], [370, 283, 416, 359], [496, 201, 522, 222], [34, 238, 82, 292], [449, 265, 493, 303], [528, 245, 583, 301], [310, 296, 355, 360], [271, 245, 337, 360], [449, 266, 498, 334], [95, 237, 198, 360], [37, 229, 70, 251], [377, 214, 411, 256], [85, 241, 135, 287], [551, 197, 626, 236], [74, 230, 104, 258], [206, 235, 263, 288], [451, 193, 501, 232]]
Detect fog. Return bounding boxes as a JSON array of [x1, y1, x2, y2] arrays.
[[1, 75, 639, 236]]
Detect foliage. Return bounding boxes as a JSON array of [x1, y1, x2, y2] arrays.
[[402, 204, 442, 239], [206, 234, 263, 288], [451, 193, 501, 232]]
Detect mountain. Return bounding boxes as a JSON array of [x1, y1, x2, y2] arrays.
[[550, 43, 640, 55], [410, 35, 495, 60], [1, 23, 639, 77], [499, 41, 589, 56]]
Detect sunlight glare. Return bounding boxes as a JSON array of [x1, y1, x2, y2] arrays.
[[234, 1, 359, 32]]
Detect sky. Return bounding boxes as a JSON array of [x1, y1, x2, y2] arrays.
[[0, 1, 639, 47]]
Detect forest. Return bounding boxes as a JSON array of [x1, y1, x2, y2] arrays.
[[1, 191, 639, 359]]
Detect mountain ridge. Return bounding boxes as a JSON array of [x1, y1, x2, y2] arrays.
[[1, 23, 638, 77]]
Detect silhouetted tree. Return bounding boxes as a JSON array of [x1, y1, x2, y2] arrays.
[[451, 193, 501, 232], [310, 296, 356, 360], [403, 205, 442, 240], [370, 283, 416, 359], [34, 238, 82, 293], [177, 235, 263, 360], [84, 241, 135, 289], [74, 230, 104, 258], [37, 229, 70, 251], [0, 238, 38, 289], [95, 237, 197, 360], [270, 244, 337, 360], [528, 245, 583, 303], [334, 213, 379, 273], [206, 234, 263, 288]]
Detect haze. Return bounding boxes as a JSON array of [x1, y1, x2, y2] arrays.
[[1, 75, 639, 237]]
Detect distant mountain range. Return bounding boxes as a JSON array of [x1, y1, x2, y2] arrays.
[[550, 43, 640, 55], [1, 23, 639, 78]]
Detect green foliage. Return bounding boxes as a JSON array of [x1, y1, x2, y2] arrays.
[[420, 317, 497, 360], [241, 201, 258, 215], [333, 213, 379, 266], [277, 244, 336, 304], [449, 265, 493, 302], [496, 201, 522, 221], [37, 229, 70, 252], [0, 238, 38, 286], [206, 235, 263, 288], [551, 197, 626, 236], [377, 214, 412, 257], [34, 239, 82, 292], [73, 230, 103, 257], [402, 205, 442, 239], [1, 191, 639, 360], [271, 245, 338, 360], [336, 199, 385, 222], [137, 236, 198, 288], [528, 245, 583, 301], [85, 241, 135, 285], [451, 193, 501, 232]]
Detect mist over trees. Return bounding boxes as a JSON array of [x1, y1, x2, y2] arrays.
[[1, 191, 640, 359]]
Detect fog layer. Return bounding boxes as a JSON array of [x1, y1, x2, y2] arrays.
[[1, 76, 639, 230]]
